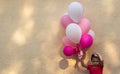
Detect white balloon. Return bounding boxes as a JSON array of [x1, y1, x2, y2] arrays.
[[66, 23, 82, 43], [68, 2, 83, 23], [88, 30, 95, 39]]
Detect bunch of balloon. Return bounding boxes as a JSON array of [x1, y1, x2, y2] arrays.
[[61, 2, 95, 59]]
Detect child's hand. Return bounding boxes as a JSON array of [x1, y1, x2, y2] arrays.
[[83, 49, 87, 53]]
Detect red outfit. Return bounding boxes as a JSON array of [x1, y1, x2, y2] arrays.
[[87, 65, 103, 74]]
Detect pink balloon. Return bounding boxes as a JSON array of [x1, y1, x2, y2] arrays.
[[74, 44, 81, 54], [78, 17, 91, 34], [60, 13, 74, 28], [80, 34, 93, 49], [62, 36, 77, 47], [63, 46, 75, 56]]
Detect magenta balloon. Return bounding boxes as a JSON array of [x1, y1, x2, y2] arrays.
[[61, 13, 74, 28], [63, 46, 75, 56], [80, 34, 93, 49]]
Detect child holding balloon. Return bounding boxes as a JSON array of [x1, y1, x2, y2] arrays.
[[78, 51, 104, 74]]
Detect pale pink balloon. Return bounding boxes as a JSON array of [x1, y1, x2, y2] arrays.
[[60, 13, 74, 28], [62, 36, 77, 47], [78, 17, 91, 34]]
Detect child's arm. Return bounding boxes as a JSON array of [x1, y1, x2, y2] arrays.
[[99, 54, 104, 67], [100, 60, 104, 67], [80, 51, 87, 68]]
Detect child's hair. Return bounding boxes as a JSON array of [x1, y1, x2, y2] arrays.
[[91, 53, 101, 61]]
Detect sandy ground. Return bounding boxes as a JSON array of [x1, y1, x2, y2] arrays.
[[0, 0, 120, 74]]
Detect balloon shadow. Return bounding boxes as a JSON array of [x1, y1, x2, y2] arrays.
[[59, 59, 68, 69]]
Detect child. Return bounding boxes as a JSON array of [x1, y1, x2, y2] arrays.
[[78, 51, 104, 74]]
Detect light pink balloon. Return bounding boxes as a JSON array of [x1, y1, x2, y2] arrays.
[[62, 36, 77, 47], [60, 13, 74, 28], [78, 17, 91, 34]]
